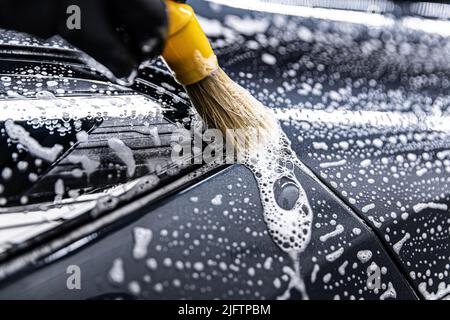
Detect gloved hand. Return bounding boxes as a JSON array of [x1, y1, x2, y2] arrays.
[[0, 0, 167, 80]]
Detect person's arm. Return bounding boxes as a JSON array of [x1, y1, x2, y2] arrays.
[[0, 0, 168, 80]]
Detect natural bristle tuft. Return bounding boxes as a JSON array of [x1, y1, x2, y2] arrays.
[[185, 67, 276, 156]]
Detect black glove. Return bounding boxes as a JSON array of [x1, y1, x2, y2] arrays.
[[0, 0, 168, 80]]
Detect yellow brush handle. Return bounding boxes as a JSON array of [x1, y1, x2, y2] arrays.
[[162, 0, 218, 85]]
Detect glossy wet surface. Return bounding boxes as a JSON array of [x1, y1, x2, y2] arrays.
[[0, 0, 449, 299], [194, 0, 450, 299]]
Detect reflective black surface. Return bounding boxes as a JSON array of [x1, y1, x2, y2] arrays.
[[0, 0, 449, 300]]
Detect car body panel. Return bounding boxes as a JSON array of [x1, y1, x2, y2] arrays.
[[0, 165, 416, 299], [0, 0, 449, 300], [191, 0, 450, 299]]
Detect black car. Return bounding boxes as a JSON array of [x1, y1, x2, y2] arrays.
[[0, 0, 449, 300]]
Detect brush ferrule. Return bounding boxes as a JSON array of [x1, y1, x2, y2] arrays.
[[162, 0, 218, 85]]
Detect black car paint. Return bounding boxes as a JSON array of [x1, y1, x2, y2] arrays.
[[0, 0, 449, 299], [0, 165, 417, 299]]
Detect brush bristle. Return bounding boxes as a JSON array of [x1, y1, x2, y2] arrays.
[[185, 67, 276, 156]]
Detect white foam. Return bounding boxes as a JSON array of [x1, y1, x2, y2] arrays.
[[413, 202, 448, 213], [338, 260, 349, 276], [132, 227, 152, 260], [261, 53, 277, 65], [311, 263, 320, 283], [393, 232, 410, 254], [419, 281, 450, 300], [5, 120, 63, 162], [312, 141, 328, 151], [193, 262, 205, 272], [108, 258, 125, 284], [319, 159, 347, 168], [356, 250, 372, 263], [46, 80, 58, 87], [380, 282, 397, 300], [197, 16, 228, 37], [360, 159, 372, 168], [107, 138, 136, 177], [76, 131, 89, 142], [361, 203, 375, 213], [326, 247, 344, 262], [128, 281, 141, 295], [146, 258, 158, 271], [263, 257, 273, 270], [241, 121, 313, 300], [54, 179, 64, 203], [211, 194, 223, 206], [148, 126, 161, 146], [1, 168, 12, 180], [319, 224, 344, 242]]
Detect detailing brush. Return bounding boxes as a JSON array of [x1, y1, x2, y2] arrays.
[[162, 0, 276, 155]]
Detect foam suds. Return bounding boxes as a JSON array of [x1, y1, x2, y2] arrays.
[[326, 247, 345, 262], [356, 250, 373, 263], [412, 202, 448, 213], [380, 282, 397, 300], [240, 120, 313, 300], [132, 227, 153, 260], [67, 154, 100, 176], [393, 232, 411, 254], [108, 258, 125, 285], [107, 138, 136, 178], [5, 120, 63, 162], [320, 224, 344, 242], [54, 179, 64, 204], [310, 264, 320, 284], [418, 281, 450, 300], [195, 73, 317, 298]]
